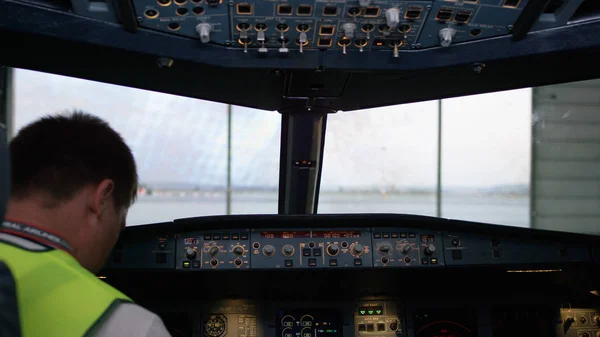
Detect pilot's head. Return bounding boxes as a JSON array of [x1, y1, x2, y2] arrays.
[[7, 111, 138, 273]]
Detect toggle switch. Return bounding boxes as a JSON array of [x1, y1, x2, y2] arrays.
[[239, 36, 251, 53], [279, 35, 289, 56], [257, 30, 267, 55], [339, 38, 351, 55], [362, 24, 374, 40], [299, 31, 307, 53], [240, 29, 249, 53], [356, 38, 368, 53]]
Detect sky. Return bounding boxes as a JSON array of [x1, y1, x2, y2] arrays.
[[11, 68, 531, 191]]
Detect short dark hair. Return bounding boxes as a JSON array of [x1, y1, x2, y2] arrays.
[[10, 111, 138, 209]]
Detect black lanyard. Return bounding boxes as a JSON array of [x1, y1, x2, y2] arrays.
[[0, 220, 73, 252]]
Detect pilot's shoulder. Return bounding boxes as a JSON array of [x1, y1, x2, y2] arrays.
[[93, 302, 171, 337]]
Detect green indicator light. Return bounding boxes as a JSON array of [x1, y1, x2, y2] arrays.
[[376, 310, 382, 315], [360, 310, 366, 315], [326, 330, 333, 333], [368, 310, 374, 315]]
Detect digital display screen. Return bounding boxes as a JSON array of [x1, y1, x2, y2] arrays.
[[414, 309, 477, 337], [261, 231, 360, 239], [421, 235, 435, 243], [357, 306, 383, 316], [277, 309, 342, 337], [184, 237, 198, 245], [262, 232, 311, 239], [312, 231, 361, 239]]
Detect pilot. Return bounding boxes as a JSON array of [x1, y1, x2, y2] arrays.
[[0, 111, 172, 337]]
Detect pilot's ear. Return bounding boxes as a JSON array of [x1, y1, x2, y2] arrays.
[[92, 179, 115, 215]]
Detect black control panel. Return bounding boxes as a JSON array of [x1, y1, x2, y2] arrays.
[[558, 308, 600, 337], [441, 232, 591, 266], [102, 215, 600, 337], [144, 298, 600, 337], [176, 231, 251, 270], [355, 300, 404, 337], [250, 229, 372, 269], [106, 220, 593, 271], [67, 0, 591, 57], [372, 228, 443, 267], [277, 309, 342, 337]]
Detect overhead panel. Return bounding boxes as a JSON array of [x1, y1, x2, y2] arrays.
[[66, 0, 591, 59], [130, 0, 531, 54]]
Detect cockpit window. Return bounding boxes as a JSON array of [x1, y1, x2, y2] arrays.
[[12, 68, 230, 225], [440, 89, 531, 227], [321, 89, 532, 229], [230, 105, 280, 214], [10, 68, 600, 235], [320, 101, 439, 216]]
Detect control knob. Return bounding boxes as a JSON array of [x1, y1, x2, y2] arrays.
[[385, 8, 400, 29], [196, 23, 213, 43], [283, 245, 295, 257], [379, 245, 392, 254], [185, 247, 196, 259], [594, 315, 600, 326], [439, 27, 456, 47], [352, 243, 364, 256], [263, 245, 276, 257], [210, 259, 219, 267], [401, 244, 411, 254], [327, 244, 340, 256], [425, 244, 436, 256], [232, 245, 244, 256], [564, 316, 575, 330], [342, 23, 357, 39], [209, 246, 220, 256]]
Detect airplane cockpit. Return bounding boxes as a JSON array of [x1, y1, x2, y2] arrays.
[[1, 0, 600, 336]]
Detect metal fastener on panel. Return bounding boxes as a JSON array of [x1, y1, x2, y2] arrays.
[[156, 57, 174, 68], [471, 63, 486, 73]]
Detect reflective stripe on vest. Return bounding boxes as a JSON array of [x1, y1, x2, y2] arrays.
[[0, 239, 132, 337]]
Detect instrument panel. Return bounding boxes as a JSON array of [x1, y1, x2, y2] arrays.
[[103, 215, 600, 337], [413, 309, 478, 337], [106, 225, 590, 271], [277, 309, 342, 337], [147, 299, 600, 337], [65, 0, 591, 58], [127, 0, 529, 55], [250, 229, 373, 269]]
